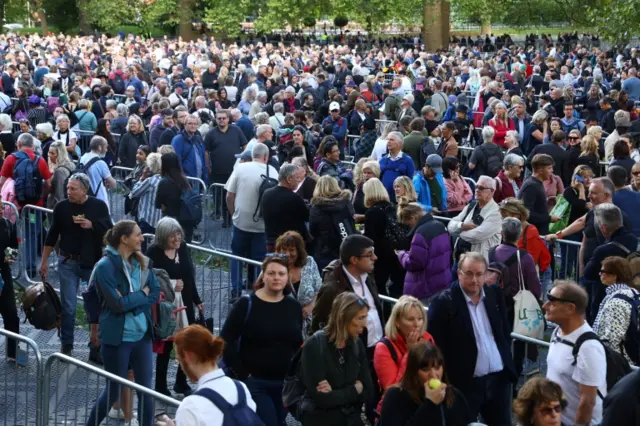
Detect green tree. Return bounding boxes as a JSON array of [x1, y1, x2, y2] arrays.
[[83, 0, 178, 35], [203, 0, 252, 37]]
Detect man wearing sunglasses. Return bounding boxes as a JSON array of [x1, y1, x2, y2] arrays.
[[545, 281, 607, 426]]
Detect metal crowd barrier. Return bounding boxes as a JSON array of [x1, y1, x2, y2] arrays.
[[346, 134, 359, 157], [0, 329, 43, 426], [2, 201, 22, 280], [343, 161, 356, 170], [20, 204, 54, 285], [187, 177, 208, 245], [207, 183, 233, 252], [42, 353, 180, 426]]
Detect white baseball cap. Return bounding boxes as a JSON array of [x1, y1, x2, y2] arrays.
[[329, 102, 340, 112]]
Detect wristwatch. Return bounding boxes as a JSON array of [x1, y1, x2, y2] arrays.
[[555, 231, 564, 240]]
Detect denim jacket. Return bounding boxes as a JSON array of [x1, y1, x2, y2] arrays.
[[95, 247, 160, 346]]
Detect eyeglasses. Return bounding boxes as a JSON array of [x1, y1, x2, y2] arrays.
[[546, 292, 575, 304], [357, 250, 376, 259], [539, 403, 564, 416], [632, 171, 640, 176], [330, 109, 339, 113], [461, 270, 485, 279], [568, 136, 580, 140], [475, 186, 493, 191], [216, 117, 228, 120]]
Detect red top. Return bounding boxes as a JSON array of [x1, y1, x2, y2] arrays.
[[1, 149, 52, 208], [489, 117, 515, 148], [374, 331, 435, 413], [518, 224, 552, 273]]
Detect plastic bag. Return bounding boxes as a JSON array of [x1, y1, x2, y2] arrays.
[[549, 194, 571, 234]]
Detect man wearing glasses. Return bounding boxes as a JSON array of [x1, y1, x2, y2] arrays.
[[427, 251, 516, 425], [545, 281, 607, 426]]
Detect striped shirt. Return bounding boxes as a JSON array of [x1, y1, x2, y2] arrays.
[[130, 174, 163, 227]]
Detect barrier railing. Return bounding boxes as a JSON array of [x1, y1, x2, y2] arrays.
[[42, 353, 180, 426], [2, 201, 22, 280], [20, 204, 54, 284], [207, 183, 233, 252], [0, 329, 43, 426], [187, 177, 208, 245], [346, 134, 359, 157]]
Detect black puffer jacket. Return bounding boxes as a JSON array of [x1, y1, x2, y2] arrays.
[[118, 130, 148, 168], [309, 190, 355, 263]]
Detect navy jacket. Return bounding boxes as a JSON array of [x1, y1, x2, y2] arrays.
[[427, 282, 517, 390]]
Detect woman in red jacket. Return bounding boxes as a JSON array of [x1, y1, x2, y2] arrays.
[[494, 153, 524, 203], [373, 295, 435, 413], [489, 102, 515, 148]]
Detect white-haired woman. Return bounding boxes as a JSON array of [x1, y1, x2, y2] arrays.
[[371, 122, 398, 161], [117, 115, 148, 168], [36, 122, 55, 161], [238, 86, 257, 116], [53, 114, 79, 159], [74, 99, 98, 132], [146, 217, 203, 397], [0, 113, 16, 155], [46, 140, 76, 208], [130, 153, 163, 238]]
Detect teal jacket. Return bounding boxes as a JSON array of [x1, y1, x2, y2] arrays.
[[413, 171, 448, 212], [94, 246, 160, 346]]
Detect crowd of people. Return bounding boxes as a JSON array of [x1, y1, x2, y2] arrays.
[[0, 29, 640, 426]]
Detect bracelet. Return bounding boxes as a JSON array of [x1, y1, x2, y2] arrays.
[[556, 231, 564, 240]]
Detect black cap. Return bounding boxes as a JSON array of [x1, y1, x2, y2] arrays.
[[456, 104, 469, 113]]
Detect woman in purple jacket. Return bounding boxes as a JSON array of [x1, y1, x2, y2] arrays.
[[396, 200, 452, 305]]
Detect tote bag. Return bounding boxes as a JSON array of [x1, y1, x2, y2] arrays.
[[512, 251, 545, 339]]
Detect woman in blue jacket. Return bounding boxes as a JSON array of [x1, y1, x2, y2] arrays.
[[86, 220, 160, 426]]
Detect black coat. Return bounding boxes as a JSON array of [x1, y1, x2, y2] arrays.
[[309, 191, 355, 262], [601, 369, 640, 426], [427, 282, 517, 390], [379, 386, 471, 426]]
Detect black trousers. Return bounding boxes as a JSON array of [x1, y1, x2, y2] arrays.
[[365, 345, 380, 424], [155, 302, 196, 391], [0, 265, 19, 359]]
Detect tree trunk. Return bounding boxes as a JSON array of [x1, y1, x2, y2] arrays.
[[423, 0, 443, 51], [38, 9, 48, 35], [178, 0, 196, 41], [480, 19, 491, 35], [440, 1, 450, 48], [77, 0, 91, 34], [0, 2, 4, 34]]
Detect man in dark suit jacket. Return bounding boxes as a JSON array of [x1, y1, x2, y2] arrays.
[[1, 65, 17, 98], [428, 252, 516, 425]]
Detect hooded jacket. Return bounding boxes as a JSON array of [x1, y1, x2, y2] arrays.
[[309, 190, 355, 262], [397, 213, 452, 299], [413, 171, 448, 212]]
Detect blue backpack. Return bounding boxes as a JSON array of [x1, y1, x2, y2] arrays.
[[179, 188, 203, 225], [13, 151, 43, 204], [195, 380, 264, 426]]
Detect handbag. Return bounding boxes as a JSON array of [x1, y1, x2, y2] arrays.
[[512, 251, 545, 339]]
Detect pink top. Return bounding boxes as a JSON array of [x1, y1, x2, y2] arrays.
[[445, 177, 473, 213]]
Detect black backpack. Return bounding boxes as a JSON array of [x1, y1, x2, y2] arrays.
[[610, 291, 640, 365], [13, 151, 43, 204], [195, 381, 265, 426], [383, 204, 410, 250], [252, 165, 278, 222], [555, 330, 632, 396], [22, 281, 62, 334], [63, 157, 103, 198], [480, 144, 503, 178]]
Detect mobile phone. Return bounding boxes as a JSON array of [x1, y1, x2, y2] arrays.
[[573, 174, 584, 183]]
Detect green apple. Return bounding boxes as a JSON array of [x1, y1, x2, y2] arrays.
[[428, 379, 442, 389]]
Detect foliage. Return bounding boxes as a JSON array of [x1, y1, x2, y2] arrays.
[[333, 16, 349, 28], [3, 0, 30, 25], [303, 16, 316, 28], [82, 0, 178, 35], [584, 0, 640, 44], [45, 0, 79, 32], [203, 0, 252, 37]]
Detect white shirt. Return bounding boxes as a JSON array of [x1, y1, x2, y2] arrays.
[[370, 137, 388, 161], [547, 322, 607, 426], [225, 161, 278, 233], [462, 288, 504, 377], [341, 266, 384, 347], [175, 369, 257, 426]]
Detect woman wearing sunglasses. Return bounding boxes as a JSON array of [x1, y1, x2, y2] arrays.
[[220, 255, 303, 426], [299, 292, 373, 426], [378, 340, 470, 425], [513, 377, 566, 426], [593, 256, 640, 364]]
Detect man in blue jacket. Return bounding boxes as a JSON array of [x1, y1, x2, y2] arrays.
[[171, 115, 207, 185], [322, 102, 347, 158], [413, 154, 447, 213]]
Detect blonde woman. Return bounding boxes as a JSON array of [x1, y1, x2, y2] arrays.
[[575, 135, 601, 176], [373, 295, 435, 411], [299, 292, 372, 426], [393, 176, 417, 204], [46, 140, 76, 209], [363, 178, 406, 297], [309, 175, 354, 271], [353, 159, 380, 220], [53, 114, 79, 158], [117, 115, 148, 168], [488, 101, 515, 148]]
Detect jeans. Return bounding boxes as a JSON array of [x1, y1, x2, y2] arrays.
[[86, 336, 154, 426], [23, 211, 42, 270], [540, 268, 553, 302], [0, 265, 19, 358], [58, 257, 92, 345], [245, 377, 287, 426], [461, 372, 512, 426], [231, 226, 266, 291]]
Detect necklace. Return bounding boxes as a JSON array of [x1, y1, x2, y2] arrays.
[[336, 348, 346, 365]]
